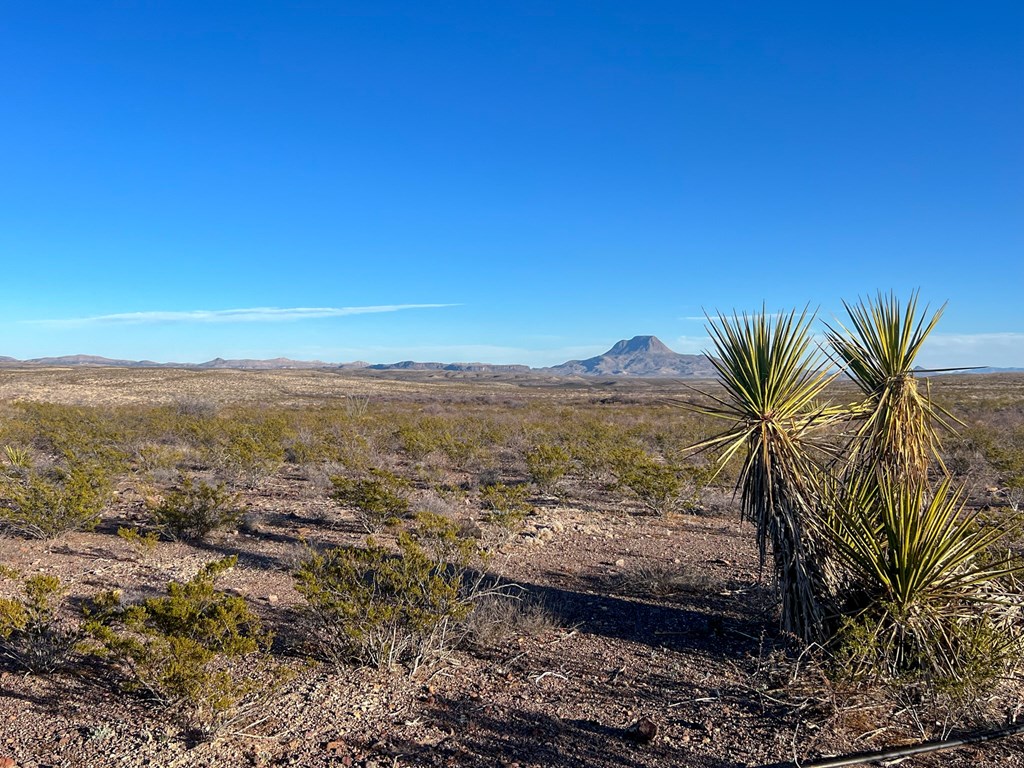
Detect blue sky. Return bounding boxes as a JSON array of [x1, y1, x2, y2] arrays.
[[2, 2, 1021, 367]]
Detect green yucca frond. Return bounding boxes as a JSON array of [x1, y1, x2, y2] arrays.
[[824, 291, 956, 484], [3, 445, 32, 469], [692, 307, 841, 641], [828, 476, 1024, 682]]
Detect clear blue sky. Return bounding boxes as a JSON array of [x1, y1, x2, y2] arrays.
[[2, 2, 1021, 366]]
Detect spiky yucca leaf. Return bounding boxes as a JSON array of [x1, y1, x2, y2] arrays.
[[828, 476, 1024, 682], [693, 307, 841, 641], [825, 291, 955, 484]]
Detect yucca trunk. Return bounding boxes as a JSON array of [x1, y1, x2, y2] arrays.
[[693, 308, 840, 643], [741, 430, 830, 641]]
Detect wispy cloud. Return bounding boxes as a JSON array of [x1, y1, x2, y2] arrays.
[[919, 332, 1024, 368], [29, 304, 458, 328], [673, 335, 713, 354]]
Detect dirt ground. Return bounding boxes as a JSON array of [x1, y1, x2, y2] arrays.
[[0, 368, 1022, 768]]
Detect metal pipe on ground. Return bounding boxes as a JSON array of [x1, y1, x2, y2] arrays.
[[754, 719, 1024, 768]]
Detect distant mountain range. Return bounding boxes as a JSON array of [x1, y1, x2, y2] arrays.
[[1, 338, 1019, 377]]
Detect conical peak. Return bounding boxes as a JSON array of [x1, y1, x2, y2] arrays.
[[605, 335, 673, 356]]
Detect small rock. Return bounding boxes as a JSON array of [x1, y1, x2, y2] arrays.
[[624, 717, 658, 744], [614, 558, 626, 568], [266, 594, 279, 604]]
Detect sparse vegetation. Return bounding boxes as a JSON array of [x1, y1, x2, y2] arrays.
[[525, 443, 571, 493], [479, 482, 532, 528], [82, 556, 280, 734], [0, 355, 1022, 764], [612, 447, 687, 515], [329, 468, 411, 532], [0, 571, 80, 673], [148, 474, 241, 540], [294, 514, 483, 671], [117, 525, 160, 554], [0, 461, 111, 539]]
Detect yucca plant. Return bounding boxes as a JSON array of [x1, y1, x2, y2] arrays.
[[827, 476, 1024, 685], [825, 291, 955, 484], [693, 307, 842, 641]]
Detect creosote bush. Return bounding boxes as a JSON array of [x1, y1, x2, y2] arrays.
[[294, 513, 484, 671], [329, 469, 411, 532], [83, 556, 282, 734], [525, 443, 571, 494], [0, 461, 111, 539], [612, 448, 688, 516], [117, 526, 160, 554], [0, 571, 80, 673], [149, 474, 241, 541], [479, 482, 532, 528]]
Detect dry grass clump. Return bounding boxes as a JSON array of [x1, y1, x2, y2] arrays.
[[608, 560, 722, 598]]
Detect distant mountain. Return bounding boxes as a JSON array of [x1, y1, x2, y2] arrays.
[[0, 355, 321, 370], [22, 355, 177, 368], [367, 361, 531, 373], [545, 335, 717, 378], [196, 357, 330, 370], [0, 354, 528, 373]]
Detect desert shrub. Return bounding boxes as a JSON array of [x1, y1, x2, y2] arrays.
[[612, 448, 688, 515], [479, 482, 532, 528], [212, 416, 290, 488], [329, 469, 411, 532], [149, 475, 241, 541], [83, 556, 281, 734], [0, 462, 111, 539], [525, 443, 571, 493], [565, 419, 621, 484], [977, 425, 1024, 510], [13, 402, 130, 474], [463, 592, 557, 648], [0, 572, 80, 672], [117, 526, 160, 554], [396, 419, 446, 461], [133, 442, 187, 475], [284, 427, 338, 465], [610, 560, 720, 597], [294, 514, 482, 670]]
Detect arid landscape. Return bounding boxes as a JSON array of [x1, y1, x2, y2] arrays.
[[6, 2, 1021, 766], [0, 367, 1022, 768]]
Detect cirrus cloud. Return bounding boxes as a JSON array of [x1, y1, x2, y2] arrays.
[[28, 304, 459, 328]]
